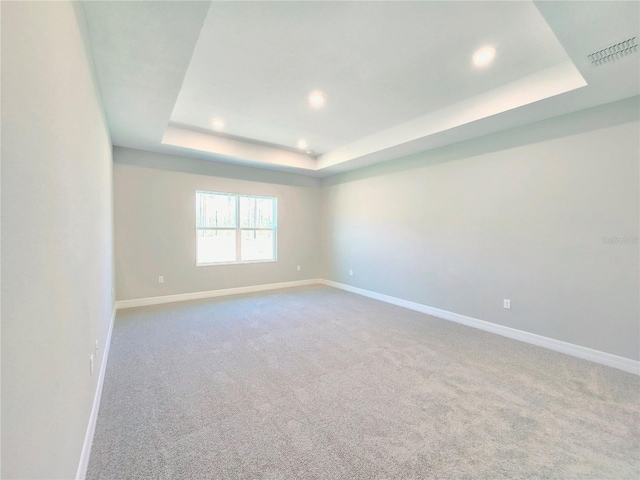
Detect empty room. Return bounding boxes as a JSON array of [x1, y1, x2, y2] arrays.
[[2, 1, 639, 479]]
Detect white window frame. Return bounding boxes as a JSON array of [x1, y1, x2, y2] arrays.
[[196, 190, 278, 266]]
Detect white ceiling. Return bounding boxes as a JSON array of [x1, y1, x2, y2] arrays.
[[170, 1, 570, 154], [82, 1, 640, 177], [81, 1, 211, 148]]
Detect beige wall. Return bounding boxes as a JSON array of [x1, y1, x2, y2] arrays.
[[1, 4, 637, 479], [114, 99, 639, 362], [321, 97, 640, 361], [113, 147, 322, 301], [1, 2, 115, 479]]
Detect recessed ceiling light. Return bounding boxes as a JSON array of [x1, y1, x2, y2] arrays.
[[473, 46, 496, 67], [308, 90, 326, 108], [297, 139, 309, 150], [212, 119, 224, 130]]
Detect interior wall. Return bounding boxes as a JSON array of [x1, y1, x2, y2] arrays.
[[113, 147, 322, 301], [321, 97, 640, 361], [1, 2, 115, 479]]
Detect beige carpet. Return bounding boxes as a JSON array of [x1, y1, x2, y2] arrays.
[[87, 285, 639, 479]]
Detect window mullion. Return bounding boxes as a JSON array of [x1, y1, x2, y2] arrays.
[[197, 227, 237, 230], [235, 195, 241, 261]]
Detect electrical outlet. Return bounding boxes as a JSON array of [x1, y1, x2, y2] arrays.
[[90, 355, 94, 376], [158, 276, 164, 284], [297, 265, 301, 271], [504, 299, 511, 309], [349, 269, 353, 276]]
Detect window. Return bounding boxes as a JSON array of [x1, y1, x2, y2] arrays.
[[196, 191, 277, 265]]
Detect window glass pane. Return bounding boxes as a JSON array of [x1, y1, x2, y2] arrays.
[[196, 192, 236, 228], [197, 229, 236, 264], [241, 230, 274, 261], [240, 196, 274, 228]]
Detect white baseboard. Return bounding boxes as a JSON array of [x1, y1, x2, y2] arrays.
[[319, 279, 640, 375], [75, 279, 320, 478], [75, 277, 637, 479], [76, 304, 117, 480], [115, 278, 321, 309]]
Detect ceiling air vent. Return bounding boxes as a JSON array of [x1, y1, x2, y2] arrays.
[[588, 36, 638, 66]]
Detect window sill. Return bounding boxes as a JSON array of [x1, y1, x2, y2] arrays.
[[196, 259, 277, 267]]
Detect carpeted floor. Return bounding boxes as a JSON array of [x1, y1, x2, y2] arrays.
[[87, 285, 639, 479]]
